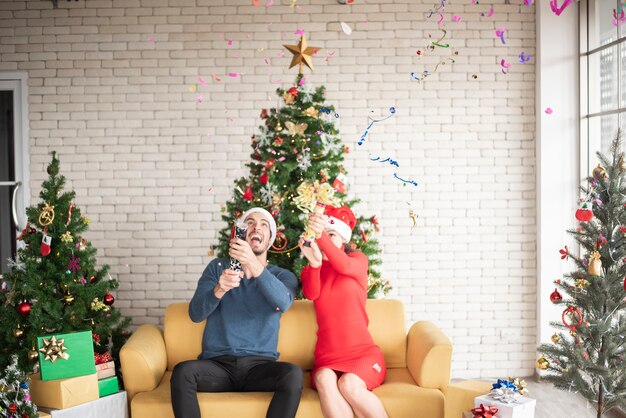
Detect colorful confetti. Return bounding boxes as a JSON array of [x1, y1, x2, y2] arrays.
[[188, 85, 197, 92], [500, 58, 512, 74], [613, 7, 626, 26], [211, 73, 221, 82], [481, 6, 494, 17], [452, 15, 461, 22], [550, 0, 573, 16], [495, 27, 506, 44], [197, 95, 203, 103], [228, 72, 240, 78], [358, 107, 396, 146], [370, 155, 400, 167], [394, 173, 418, 187], [545, 107, 553, 114], [341, 22, 353, 35], [227, 39, 233, 46], [198, 76, 208, 86], [518, 52, 531, 63], [294, 29, 305, 35], [147, 36, 154, 43], [253, 0, 260, 5]]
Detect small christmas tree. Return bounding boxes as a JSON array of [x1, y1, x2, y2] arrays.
[[0, 152, 131, 375], [0, 355, 38, 418], [537, 132, 626, 417], [214, 36, 389, 297]]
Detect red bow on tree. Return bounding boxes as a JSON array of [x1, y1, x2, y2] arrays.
[[559, 245, 569, 260], [471, 404, 498, 418]]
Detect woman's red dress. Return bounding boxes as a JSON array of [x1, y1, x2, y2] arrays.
[[300, 232, 386, 391]]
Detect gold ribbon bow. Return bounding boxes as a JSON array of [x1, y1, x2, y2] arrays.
[[285, 121, 308, 137], [39, 336, 70, 363]]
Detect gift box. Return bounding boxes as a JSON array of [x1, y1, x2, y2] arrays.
[[474, 394, 536, 418], [39, 413, 51, 418], [37, 330, 96, 381], [95, 361, 115, 380], [29, 372, 99, 409], [97, 376, 119, 397], [37, 391, 128, 418]]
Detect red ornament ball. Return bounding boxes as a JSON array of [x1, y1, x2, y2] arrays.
[[550, 289, 562, 304], [287, 87, 298, 97], [17, 301, 31, 317], [259, 172, 268, 185], [9, 403, 17, 413], [103, 292, 115, 306], [575, 205, 593, 222], [90, 275, 96, 283]]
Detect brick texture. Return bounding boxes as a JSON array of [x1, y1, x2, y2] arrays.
[[1, 0, 536, 378]]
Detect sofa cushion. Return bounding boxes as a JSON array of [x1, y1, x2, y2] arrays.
[[130, 368, 443, 418], [164, 299, 407, 372]]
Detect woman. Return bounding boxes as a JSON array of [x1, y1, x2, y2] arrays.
[[298, 205, 388, 418]]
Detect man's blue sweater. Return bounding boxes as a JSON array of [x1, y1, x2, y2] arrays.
[[189, 258, 298, 360]]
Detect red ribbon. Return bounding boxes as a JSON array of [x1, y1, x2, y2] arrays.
[[471, 404, 498, 418]]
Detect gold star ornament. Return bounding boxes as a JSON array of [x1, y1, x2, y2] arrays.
[[283, 35, 321, 73]]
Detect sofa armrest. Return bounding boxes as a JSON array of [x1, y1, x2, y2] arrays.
[[119, 324, 167, 402], [407, 321, 452, 393]]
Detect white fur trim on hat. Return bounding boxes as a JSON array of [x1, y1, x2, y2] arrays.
[[326, 216, 352, 242], [238, 207, 277, 247]]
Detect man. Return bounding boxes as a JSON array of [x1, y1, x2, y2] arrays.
[[170, 207, 302, 418]]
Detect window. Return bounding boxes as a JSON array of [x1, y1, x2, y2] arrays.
[[580, 0, 626, 172]]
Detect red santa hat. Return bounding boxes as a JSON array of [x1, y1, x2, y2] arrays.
[[324, 205, 356, 242]]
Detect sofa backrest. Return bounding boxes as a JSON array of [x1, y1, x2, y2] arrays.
[[164, 299, 407, 371]]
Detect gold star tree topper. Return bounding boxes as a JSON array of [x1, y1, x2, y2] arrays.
[[283, 35, 321, 73]]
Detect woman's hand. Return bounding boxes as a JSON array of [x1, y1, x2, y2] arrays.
[[298, 234, 323, 268], [307, 213, 327, 239]]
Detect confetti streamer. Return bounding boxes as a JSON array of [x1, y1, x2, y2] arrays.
[[294, 28, 305, 35], [452, 15, 461, 22], [197, 95, 203, 104], [495, 27, 506, 44], [500, 58, 512, 74], [290, 0, 297, 8], [410, 57, 455, 83], [228, 72, 240, 78], [430, 29, 450, 48], [369, 155, 400, 167], [524, 0, 534, 5], [358, 107, 396, 146], [545, 107, 553, 114], [197, 76, 208, 86], [481, 6, 494, 17], [394, 173, 418, 187], [550, 0, 573, 16], [227, 39, 233, 46], [426, 0, 446, 18], [518, 52, 531, 63], [325, 50, 336, 62], [437, 13, 444, 25], [341, 22, 353, 35], [407, 203, 418, 229], [211, 73, 221, 82], [264, 58, 270, 64]]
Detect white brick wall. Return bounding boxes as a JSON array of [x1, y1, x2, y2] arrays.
[[1, 0, 536, 378]]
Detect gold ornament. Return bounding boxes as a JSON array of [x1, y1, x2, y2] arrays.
[[293, 180, 341, 212], [509, 377, 528, 395], [575, 278, 590, 289], [38, 203, 55, 226], [0, 384, 6, 392], [81, 216, 90, 225], [28, 348, 38, 362], [91, 297, 110, 312], [38, 335, 70, 363], [283, 35, 321, 73], [63, 292, 75, 305], [569, 329, 577, 337], [588, 251, 602, 276], [13, 326, 24, 339], [285, 121, 308, 137], [592, 164, 606, 179], [551, 333, 560, 343], [303, 106, 319, 118], [60, 231, 73, 243], [536, 354, 549, 370], [283, 91, 295, 105], [275, 122, 283, 132]]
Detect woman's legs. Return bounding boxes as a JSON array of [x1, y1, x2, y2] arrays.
[[313, 368, 353, 418], [337, 373, 388, 418]]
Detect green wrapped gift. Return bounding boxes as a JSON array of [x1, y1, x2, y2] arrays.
[[98, 376, 119, 397], [37, 330, 96, 381]]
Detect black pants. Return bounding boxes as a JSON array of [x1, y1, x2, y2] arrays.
[[170, 355, 303, 418]]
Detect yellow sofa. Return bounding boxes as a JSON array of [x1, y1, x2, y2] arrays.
[[120, 299, 453, 418]]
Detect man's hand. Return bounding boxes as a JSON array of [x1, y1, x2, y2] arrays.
[[307, 213, 327, 239], [214, 268, 242, 299], [229, 238, 265, 278], [298, 234, 322, 268]]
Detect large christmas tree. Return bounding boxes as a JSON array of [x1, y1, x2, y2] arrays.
[[0, 152, 130, 375], [214, 36, 389, 297], [537, 133, 626, 417]]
